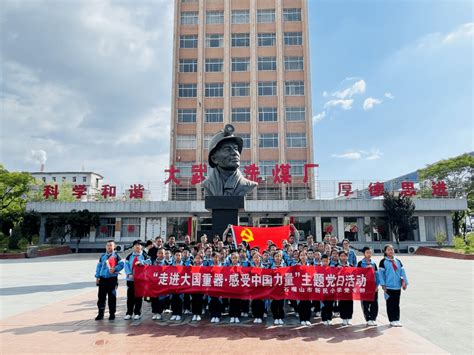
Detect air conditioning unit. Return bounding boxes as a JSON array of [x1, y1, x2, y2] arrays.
[[407, 245, 418, 254]]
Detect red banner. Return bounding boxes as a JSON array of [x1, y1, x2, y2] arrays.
[[134, 265, 375, 301], [232, 225, 290, 250]]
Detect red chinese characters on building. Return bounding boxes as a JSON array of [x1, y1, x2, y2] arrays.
[[129, 184, 144, 199], [303, 163, 319, 183], [432, 181, 448, 197], [243, 164, 262, 183], [338, 182, 352, 197], [164, 165, 181, 185], [368, 182, 385, 197], [400, 181, 416, 197], [72, 184, 87, 199], [43, 184, 59, 200], [191, 164, 207, 185], [101, 184, 117, 198], [272, 164, 292, 184]]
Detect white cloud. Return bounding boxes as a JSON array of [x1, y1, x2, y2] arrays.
[[442, 23, 474, 44], [312, 111, 326, 123], [332, 151, 362, 160], [332, 149, 382, 160], [324, 99, 354, 110], [384, 92, 395, 99], [363, 97, 382, 110], [366, 149, 383, 160], [332, 79, 366, 99], [322, 91, 328, 97]]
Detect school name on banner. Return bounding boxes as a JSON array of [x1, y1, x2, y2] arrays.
[[134, 265, 376, 301]]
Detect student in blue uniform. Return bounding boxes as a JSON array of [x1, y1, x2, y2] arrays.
[[170, 249, 184, 321], [191, 253, 204, 322], [151, 248, 166, 320], [124, 240, 151, 320], [209, 254, 223, 323], [271, 250, 286, 325], [342, 239, 357, 266], [95, 240, 123, 321], [250, 252, 265, 324], [228, 252, 242, 323], [379, 244, 408, 327], [357, 246, 380, 326], [238, 248, 251, 318], [297, 250, 312, 326], [337, 250, 353, 325], [320, 254, 333, 325]]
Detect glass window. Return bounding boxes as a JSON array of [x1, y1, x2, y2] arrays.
[[286, 132, 307, 148], [98, 218, 116, 239], [121, 218, 140, 239], [179, 59, 197, 72], [344, 217, 364, 242], [205, 108, 224, 123], [284, 32, 303, 46], [231, 33, 250, 47], [285, 81, 304, 96], [258, 81, 277, 96], [177, 109, 196, 123], [175, 162, 192, 177], [232, 57, 250, 71], [259, 133, 278, 148], [178, 83, 197, 97], [206, 11, 224, 24], [231, 82, 250, 97], [259, 160, 277, 176], [240, 133, 251, 148], [283, 8, 301, 22], [285, 107, 305, 121], [181, 11, 198, 25], [231, 108, 250, 122], [257, 33, 276, 46], [203, 134, 214, 149], [284, 56, 303, 71], [288, 160, 306, 176], [258, 107, 277, 122], [180, 35, 198, 48], [258, 56, 276, 71], [205, 58, 223, 72], [205, 83, 223, 97], [231, 10, 249, 24], [257, 9, 275, 23], [176, 135, 196, 149], [206, 34, 223, 48]]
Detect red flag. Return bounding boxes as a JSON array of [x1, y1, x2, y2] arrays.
[[231, 225, 290, 251]]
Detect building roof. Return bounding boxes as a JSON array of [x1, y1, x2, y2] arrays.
[[30, 172, 104, 179]]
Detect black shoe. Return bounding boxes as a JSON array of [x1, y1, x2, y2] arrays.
[[95, 313, 104, 321], [109, 314, 115, 321]]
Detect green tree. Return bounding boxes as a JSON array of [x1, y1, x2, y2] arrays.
[[383, 192, 418, 252], [418, 153, 474, 235]]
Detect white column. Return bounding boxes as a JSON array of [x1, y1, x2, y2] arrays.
[[445, 215, 454, 243], [161, 217, 167, 238], [337, 216, 344, 241], [364, 216, 371, 242], [140, 217, 146, 240], [114, 217, 122, 242], [418, 216, 427, 242], [89, 226, 96, 243], [315, 216, 322, 242]]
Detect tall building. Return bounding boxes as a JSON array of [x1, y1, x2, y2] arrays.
[[169, 0, 314, 201]]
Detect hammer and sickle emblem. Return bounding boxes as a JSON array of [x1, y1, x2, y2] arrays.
[[240, 228, 254, 243]]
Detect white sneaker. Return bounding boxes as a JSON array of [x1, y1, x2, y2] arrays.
[[347, 319, 352, 325], [235, 317, 240, 323], [230, 317, 235, 323], [315, 312, 321, 317], [274, 319, 279, 325], [342, 319, 347, 326], [192, 315, 197, 321], [124, 314, 132, 320], [133, 314, 141, 320], [196, 315, 201, 321], [257, 318, 263, 323], [278, 319, 284, 325], [253, 318, 259, 324], [152, 314, 157, 320], [323, 320, 329, 326], [175, 315, 181, 321], [263, 313, 267, 318], [301, 321, 306, 326], [184, 309, 192, 315], [210, 317, 216, 323], [395, 321, 402, 327], [305, 321, 312, 326], [215, 317, 220, 323], [156, 314, 162, 320], [170, 315, 177, 321]]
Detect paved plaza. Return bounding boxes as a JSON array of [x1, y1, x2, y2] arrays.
[[0, 254, 472, 354]]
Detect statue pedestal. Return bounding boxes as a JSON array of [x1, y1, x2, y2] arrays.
[[205, 196, 245, 238]]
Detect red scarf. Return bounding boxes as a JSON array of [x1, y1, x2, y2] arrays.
[[389, 258, 398, 272]]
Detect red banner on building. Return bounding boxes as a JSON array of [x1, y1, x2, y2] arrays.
[[134, 265, 376, 301], [232, 225, 290, 250]]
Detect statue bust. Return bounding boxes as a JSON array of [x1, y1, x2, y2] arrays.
[[202, 124, 258, 197]]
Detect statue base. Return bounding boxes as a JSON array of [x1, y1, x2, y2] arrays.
[[205, 196, 245, 239]]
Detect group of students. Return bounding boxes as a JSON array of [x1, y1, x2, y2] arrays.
[[94, 233, 408, 327]]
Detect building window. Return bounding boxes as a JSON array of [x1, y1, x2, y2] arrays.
[[205, 108, 224, 123], [180, 35, 198, 48], [177, 109, 196, 123], [231, 108, 250, 122], [205, 83, 223, 97], [240, 133, 251, 148], [203, 134, 213, 149], [232, 57, 250, 72], [82, 176, 87, 183], [231, 10, 249, 24], [258, 81, 277, 96], [288, 160, 306, 176], [181, 0, 197, 3], [72, 176, 76, 182], [258, 107, 277, 122], [231, 82, 250, 97], [259, 133, 278, 148], [258, 56, 276, 71], [239, 160, 251, 173], [205, 34, 223, 48], [231, 33, 250, 47], [285, 81, 304, 96], [98, 218, 116, 239], [284, 56, 303, 71], [178, 83, 197, 97], [259, 160, 277, 176], [176, 135, 197, 149], [286, 132, 307, 148], [284, 32, 303, 46], [52, 176, 56, 182], [175, 162, 192, 177], [257, 9, 275, 23], [121, 218, 140, 239], [180, 11, 198, 25], [62, 176, 66, 182], [205, 58, 223, 72], [179, 59, 197, 72], [257, 33, 276, 47], [206, 11, 224, 24], [283, 8, 302, 22], [285, 107, 305, 121]]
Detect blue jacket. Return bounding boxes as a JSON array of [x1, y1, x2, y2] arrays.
[[357, 258, 380, 286], [379, 257, 408, 290], [348, 249, 357, 266], [124, 252, 151, 281], [95, 252, 124, 279]]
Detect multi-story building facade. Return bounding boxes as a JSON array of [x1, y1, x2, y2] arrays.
[[169, 0, 314, 201]]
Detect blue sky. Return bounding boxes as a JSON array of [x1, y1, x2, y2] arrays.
[[0, 0, 472, 197]]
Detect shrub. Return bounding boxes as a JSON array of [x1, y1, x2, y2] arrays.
[[435, 232, 447, 247], [18, 238, 29, 249], [8, 227, 22, 249], [31, 235, 40, 245], [466, 232, 474, 247], [453, 236, 465, 250]]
